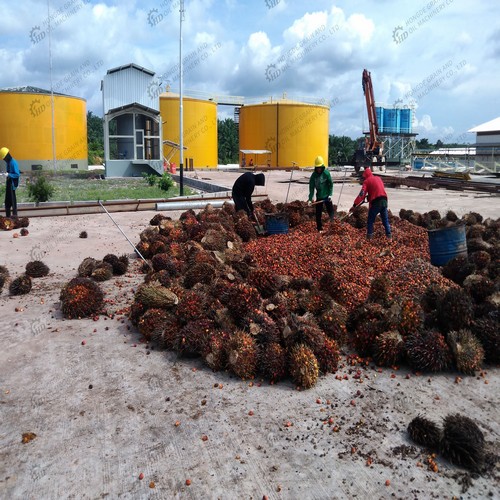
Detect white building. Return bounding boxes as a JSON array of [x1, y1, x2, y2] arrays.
[[468, 117, 500, 174]]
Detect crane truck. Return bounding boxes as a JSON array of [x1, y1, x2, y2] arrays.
[[353, 69, 386, 174]]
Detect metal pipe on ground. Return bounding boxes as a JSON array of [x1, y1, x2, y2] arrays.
[[156, 200, 234, 211]]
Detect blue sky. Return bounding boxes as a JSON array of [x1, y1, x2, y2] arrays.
[[1, 0, 499, 142]]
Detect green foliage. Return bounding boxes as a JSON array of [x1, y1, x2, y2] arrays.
[[26, 174, 55, 203], [87, 111, 104, 165], [157, 173, 174, 191], [218, 118, 239, 164], [142, 172, 158, 186], [329, 135, 357, 165]]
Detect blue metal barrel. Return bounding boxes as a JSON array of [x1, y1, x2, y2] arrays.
[[427, 225, 467, 266], [265, 212, 289, 235]]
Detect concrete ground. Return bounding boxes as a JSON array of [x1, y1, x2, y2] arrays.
[[0, 170, 499, 499]]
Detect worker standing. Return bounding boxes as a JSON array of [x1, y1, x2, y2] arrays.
[[232, 172, 266, 215], [308, 155, 334, 233], [1, 147, 20, 218], [350, 167, 391, 240]]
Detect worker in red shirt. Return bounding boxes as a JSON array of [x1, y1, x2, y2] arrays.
[[350, 167, 391, 239]]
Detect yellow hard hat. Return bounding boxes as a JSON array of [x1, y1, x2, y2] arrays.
[[314, 155, 324, 167], [0, 147, 9, 160]]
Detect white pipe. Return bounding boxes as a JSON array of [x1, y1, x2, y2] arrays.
[[156, 200, 234, 211]]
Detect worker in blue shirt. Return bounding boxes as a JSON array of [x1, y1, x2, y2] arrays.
[[1, 147, 20, 217]]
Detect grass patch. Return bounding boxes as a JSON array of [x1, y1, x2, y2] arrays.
[[10, 171, 191, 202]]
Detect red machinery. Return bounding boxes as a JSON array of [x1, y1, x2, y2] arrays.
[[354, 69, 385, 173]]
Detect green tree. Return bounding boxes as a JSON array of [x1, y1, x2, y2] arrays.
[[416, 138, 432, 150], [329, 135, 357, 165], [218, 117, 239, 164], [87, 111, 104, 165]]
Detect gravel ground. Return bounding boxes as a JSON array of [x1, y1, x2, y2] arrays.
[[0, 170, 499, 499]]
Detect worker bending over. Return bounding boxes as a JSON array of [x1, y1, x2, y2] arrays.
[[308, 155, 334, 232], [351, 167, 391, 240], [232, 172, 266, 215], [1, 147, 20, 218]]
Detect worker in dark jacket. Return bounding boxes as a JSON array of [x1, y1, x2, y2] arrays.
[[308, 155, 334, 232], [232, 172, 266, 215], [351, 167, 391, 239], [1, 147, 20, 217]]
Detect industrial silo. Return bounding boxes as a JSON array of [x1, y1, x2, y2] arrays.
[[159, 91, 218, 169], [0, 87, 87, 171], [238, 97, 329, 168]]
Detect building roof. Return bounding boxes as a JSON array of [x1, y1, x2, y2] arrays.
[[0, 85, 69, 96], [107, 102, 160, 116], [106, 63, 155, 76], [468, 117, 500, 133]]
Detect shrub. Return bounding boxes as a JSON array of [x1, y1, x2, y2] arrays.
[[26, 174, 54, 203], [142, 172, 158, 186], [157, 173, 174, 191]]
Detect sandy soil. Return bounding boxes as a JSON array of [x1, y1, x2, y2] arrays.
[[0, 171, 499, 499]]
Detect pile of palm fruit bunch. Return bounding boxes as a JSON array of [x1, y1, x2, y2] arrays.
[[127, 200, 499, 387], [0, 216, 30, 231], [59, 253, 129, 319]]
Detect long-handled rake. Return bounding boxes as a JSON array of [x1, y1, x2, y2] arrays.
[[98, 200, 152, 269]]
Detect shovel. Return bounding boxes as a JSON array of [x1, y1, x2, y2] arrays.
[[339, 200, 366, 222], [245, 200, 266, 235]]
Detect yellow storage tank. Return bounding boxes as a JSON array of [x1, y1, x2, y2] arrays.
[[0, 87, 87, 171], [239, 98, 329, 168], [160, 92, 217, 169]]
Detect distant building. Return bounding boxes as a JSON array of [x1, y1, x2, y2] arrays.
[[468, 117, 500, 173]]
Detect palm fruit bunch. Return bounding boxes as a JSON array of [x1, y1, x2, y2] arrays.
[[373, 330, 405, 367], [91, 262, 114, 282], [0, 216, 15, 231], [447, 329, 484, 375], [470, 316, 499, 364], [258, 342, 287, 382], [234, 214, 257, 242], [134, 282, 179, 310], [138, 308, 172, 342], [405, 329, 452, 372], [150, 213, 169, 226], [226, 330, 258, 379], [463, 274, 495, 303], [183, 262, 217, 289], [103, 253, 129, 275], [176, 289, 208, 324], [77, 257, 99, 277], [436, 288, 474, 333], [175, 319, 217, 357], [9, 275, 32, 296], [200, 228, 230, 252], [314, 336, 340, 373], [246, 268, 283, 298], [394, 298, 422, 336], [219, 282, 261, 321], [20, 228, 29, 236], [288, 343, 319, 389], [440, 414, 485, 472], [25, 260, 50, 278], [445, 210, 459, 222], [243, 309, 281, 346], [79, 231, 88, 238], [60, 277, 104, 318], [407, 415, 441, 449], [441, 254, 476, 286], [283, 313, 326, 355], [347, 302, 389, 357], [317, 304, 348, 346], [296, 288, 333, 316], [202, 330, 229, 371], [367, 274, 393, 306]]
